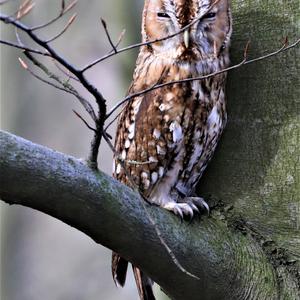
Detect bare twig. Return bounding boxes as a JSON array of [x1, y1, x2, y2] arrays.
[[81, 0, 221, 72], [0, 40, 50, 55], [31, 0, 77, 31], [0, 11, 107, 169], [18, 57, 78, 95], [8, 0, 33, 20], [61, 0, 66, 11], [15, 0, 35, 20], [62, 0, 78, 14], [45, 13, 77, 43], [104, 111, 121, 132], [19, 53, 102, 169], [101, 18, 117, 53], [22, 52, 97, 122], [14, 20, 22, 45], [53, 59, 79, 82], [106, 38, 299, 120], [111, 29, 126, 53], [73, 110, 96, 132]]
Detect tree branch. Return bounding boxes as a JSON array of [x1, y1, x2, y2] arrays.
[[0, 130, 282, 300]]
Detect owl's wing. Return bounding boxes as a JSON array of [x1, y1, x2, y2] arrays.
[[113, 86, 185, 197]]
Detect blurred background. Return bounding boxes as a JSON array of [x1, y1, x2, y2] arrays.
[[0, 1, 168, 299]]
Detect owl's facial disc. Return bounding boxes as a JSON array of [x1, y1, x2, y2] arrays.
[[142, 0, 231, 60]]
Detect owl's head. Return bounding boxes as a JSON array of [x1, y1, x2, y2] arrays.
[[142, 0, 232, 60]]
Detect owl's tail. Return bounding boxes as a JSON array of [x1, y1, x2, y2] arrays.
[[112, 252, 155, 300], [112, 252, 128, 287], [133, 265, 155, 300]]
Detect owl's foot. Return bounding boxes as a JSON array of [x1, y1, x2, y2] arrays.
[[155, 193, 209, 219], [162, 202, 196, 219], [162, 197, 209, 219], [180, 197, 210, 215]]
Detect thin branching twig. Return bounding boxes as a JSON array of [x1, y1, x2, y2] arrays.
[[31, 0, 77, 31], [45, 13, 77, 43], [0, 40, 50, 55], [81, 0, 221, 72], [53, 59, 80, 82], [73, 110, 97, 132], [105, 38, 299, 121], [101, 18, 117, 53], [110, 29, 126, 53], [15, 0, 34, 20], [8, 0, 33, 20], [0, 8, 106, 169], [22, 51, 97, 122]]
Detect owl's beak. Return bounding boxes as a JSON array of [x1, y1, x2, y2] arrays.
[[183, 29, 190, 48]]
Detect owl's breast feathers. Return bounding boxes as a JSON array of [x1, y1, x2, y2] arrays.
[[113, 61, 227, 203]]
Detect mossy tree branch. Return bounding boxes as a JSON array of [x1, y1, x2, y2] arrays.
[[0, 130, 286, 300]]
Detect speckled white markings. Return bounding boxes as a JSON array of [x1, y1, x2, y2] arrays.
[[169, 121, 183, 142]]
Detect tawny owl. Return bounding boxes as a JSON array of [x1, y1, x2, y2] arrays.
[[112, 0, 232, 299]]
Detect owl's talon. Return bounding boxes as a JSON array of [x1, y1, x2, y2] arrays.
[[189, 203, 199, 213], [182, 203, 194, 218], [184, 197, 210, 215], [174, 206, 183, 219], [163, 202, 195, 219]]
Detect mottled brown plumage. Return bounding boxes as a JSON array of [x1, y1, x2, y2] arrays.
[[112, 0, 232, 299]]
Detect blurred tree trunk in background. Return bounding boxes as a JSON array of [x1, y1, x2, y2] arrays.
[[119, 0, 143, 83]]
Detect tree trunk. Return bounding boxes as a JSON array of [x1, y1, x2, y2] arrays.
[[198, 0, 300, 298]]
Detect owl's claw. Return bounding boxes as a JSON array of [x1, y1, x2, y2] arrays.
[[163, 202, 194, 219], [183, 197, 210, 215], [188, 202, 199, 213], [173, 205, 183, 219], [161, 196, 209, 220]]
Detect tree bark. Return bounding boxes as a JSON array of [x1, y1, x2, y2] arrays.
[[1, 130, 296, 300], [197, 0, 300, 298]]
